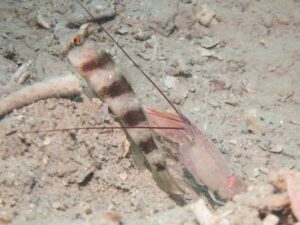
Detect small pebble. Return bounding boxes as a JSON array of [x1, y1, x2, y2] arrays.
[[170, 86, 188, 105], [229, 139, 238, 145], [262, 214, 279, 225], [263, 14, 274, 28], [164, 76, 177, 88], [42, 156, 49, 165], [276, 14, 290, 25], [199, 47, 213, 57], [241, 77, 257, 93], [189, 86, 196, 93], [207, 100, 219, 108], [200, 37, 220, 49], [197, 5, 216, 27], [43, 137, 51, 146], [116, 26, 129, 35], [174, 97, 182, 105], [273, 144, 284, 153], [253, 168, 260, 177], [266, 64, 278, 72], [119, 172, 128, 181], [35, 12, 52, 29], [52, 202, 61, 209], [224, 98, 239, 107], [85, 208, 93, 215], [134, 29, 152, 41], [259, 167, 269, 174], [260, 142, 284, 153]]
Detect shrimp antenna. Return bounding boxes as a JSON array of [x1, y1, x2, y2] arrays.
[[73, 0, 189, 124], [26, 126, 183, 134]]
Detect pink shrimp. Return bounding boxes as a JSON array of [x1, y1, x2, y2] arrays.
[[144, 106, 246, 199]]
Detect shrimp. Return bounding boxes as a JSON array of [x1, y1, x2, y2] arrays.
[[145, 106, 246, 199]]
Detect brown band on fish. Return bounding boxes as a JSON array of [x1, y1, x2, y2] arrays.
[[138, 137, 156, 154], [106, 93, 141, 118], [80, 53, 113, 73], [155, 163, 166, 171], [121, 109, 146, 126], [62, 27, 187, 198], [99, 76, 133, 98]]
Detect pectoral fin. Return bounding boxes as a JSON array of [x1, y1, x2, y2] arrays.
[[150, 164, 184, 196]]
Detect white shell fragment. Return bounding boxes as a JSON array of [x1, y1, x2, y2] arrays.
[[197, 5, 216, 27]]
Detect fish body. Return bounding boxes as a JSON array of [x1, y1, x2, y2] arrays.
[[57, 25, 185, 198]]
